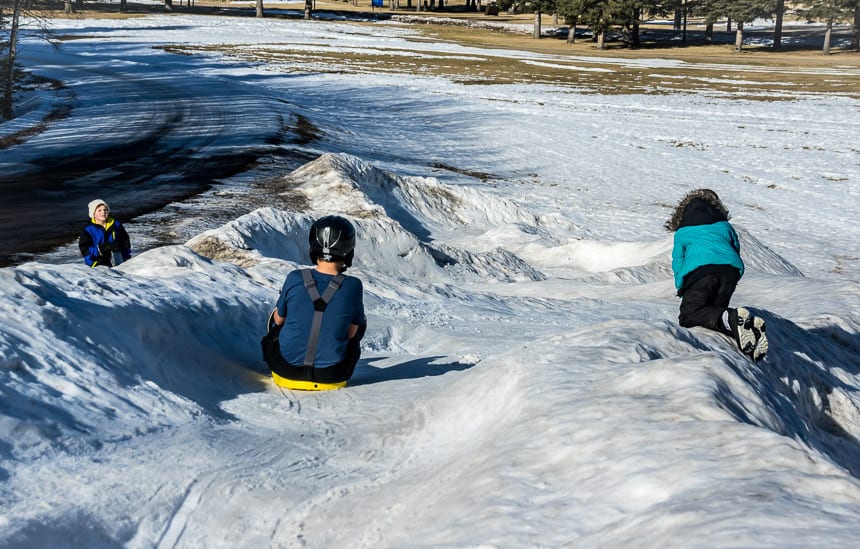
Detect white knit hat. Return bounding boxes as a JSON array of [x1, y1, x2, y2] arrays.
[[88, 199, 109, 219]]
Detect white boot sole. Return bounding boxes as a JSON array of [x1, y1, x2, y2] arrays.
[[735, 307, 756, 355], [751, 316, 768, 361]]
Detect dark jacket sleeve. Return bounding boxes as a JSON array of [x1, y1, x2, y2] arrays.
[[352, 322, 367, 342], [116, 222, 132, 260], [79, 228, 92, 257]]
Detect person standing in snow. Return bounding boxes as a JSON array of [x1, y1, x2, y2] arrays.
[[79, 199, 132, 268], [261, 215, 367, 390], [666, 189, 767, 360]]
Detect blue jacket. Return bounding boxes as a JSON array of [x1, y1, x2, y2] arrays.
[[79, 218, 132, 267], [672, 220, 744, 291]]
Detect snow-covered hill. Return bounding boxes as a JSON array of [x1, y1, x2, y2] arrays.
[[3, 151, 859, 547], [2, 12, 859, 548]]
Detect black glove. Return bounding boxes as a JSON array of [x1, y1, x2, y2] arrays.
[[98, 242, 110, 255], [261, 329, 281, 363], [261, 308, 283, 363], [109, 240, 123, 252]]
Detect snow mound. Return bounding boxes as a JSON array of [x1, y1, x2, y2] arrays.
[[0, 255, 271, 460], [289, 152, 538, 231], [737, 226, 805, 277], [187, 154, 805, 292], [190, 154, 547, 283], [2, 13, 860, 548]]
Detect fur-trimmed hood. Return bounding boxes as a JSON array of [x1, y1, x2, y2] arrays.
[[665, 189, 730, 232]]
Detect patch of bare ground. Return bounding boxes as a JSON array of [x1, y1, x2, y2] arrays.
[[30, 0, 860, 99], [163, 1, 858, 98], [431, 162, 495, 181], [177, 41, 859, 99]]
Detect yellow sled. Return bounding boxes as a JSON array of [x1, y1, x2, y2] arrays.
[[271, 371, 346, 391]]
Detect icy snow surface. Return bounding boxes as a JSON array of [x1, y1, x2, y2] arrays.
[[1, 11, 860, 548]]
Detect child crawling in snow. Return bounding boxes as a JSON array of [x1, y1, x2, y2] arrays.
[[667, 189, 768, 360]]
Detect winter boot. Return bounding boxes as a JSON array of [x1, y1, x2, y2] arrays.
[[730, 307, 756, 356], [749, 316, 768, 361]]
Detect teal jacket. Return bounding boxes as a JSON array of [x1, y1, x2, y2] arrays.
[[672, 220, 744, 291]]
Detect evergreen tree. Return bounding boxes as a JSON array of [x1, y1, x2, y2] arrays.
[[611, 0, 644, 47], [802, 0, 859, 54], [557, 0, 588, 42], [581, 0, 614, 48], [708, 0, 774, 51], [532, 0, 557, 38], [688, 0, 722, 43]]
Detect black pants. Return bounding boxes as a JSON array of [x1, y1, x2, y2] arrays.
[[265, 338, 361, 384], [679, 269, 739, 335]]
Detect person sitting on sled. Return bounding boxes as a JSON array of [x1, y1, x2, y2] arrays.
[[666, 189, 767, 361], [262, 215, 367, 390], [79, 199, 132, 268]]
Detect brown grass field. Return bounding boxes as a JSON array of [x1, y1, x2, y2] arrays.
[[36, 0, 860, 98]]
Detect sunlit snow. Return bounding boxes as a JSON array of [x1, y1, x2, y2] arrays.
[[1, 11, 859, 548]]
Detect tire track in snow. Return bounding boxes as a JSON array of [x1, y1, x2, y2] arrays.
[[0, 44, 285, 266]]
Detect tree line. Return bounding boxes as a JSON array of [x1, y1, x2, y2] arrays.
[[2, 0, 860, 120], [527, 0, 860, 52]]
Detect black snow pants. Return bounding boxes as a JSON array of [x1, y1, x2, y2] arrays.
[[678, 266, 740, 335]]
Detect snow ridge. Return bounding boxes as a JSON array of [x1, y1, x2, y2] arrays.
[[2, 150, 860, 547]]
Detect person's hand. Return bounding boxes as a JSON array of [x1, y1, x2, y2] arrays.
[[108, 240, 122, 252], [98, 243, 110, 255], [266, 320, 282, 337]]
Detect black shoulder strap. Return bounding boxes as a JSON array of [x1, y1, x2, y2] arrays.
[[301, 269, 345, 367]]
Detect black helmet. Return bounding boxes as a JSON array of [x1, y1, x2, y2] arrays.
[[309, 215, 356, 267]]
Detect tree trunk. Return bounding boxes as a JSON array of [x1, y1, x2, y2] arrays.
[[567, 16, 577, 44], [852, 3, 860, 50], [631, 8, 640, 48], [773, 0, 784, 50], [533, 10, 541, 39], [823, 20, 832, 55], [304, 0, 312, 19], [734, 22, 743, 52], [726, 17, 732, 33], [120, 0, 127, 12], [681, 1, 686, 44], [597, 30, 605, 50], [256, 0, 264, 17], [64, 0, 73, 13], [705, 22, 713, 44], [164, 0, 173, 11], [2, 0, 22, 120]]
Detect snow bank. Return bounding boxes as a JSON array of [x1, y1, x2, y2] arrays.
[[3, 149, 860, 547], [2, 12, 860, 548]]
